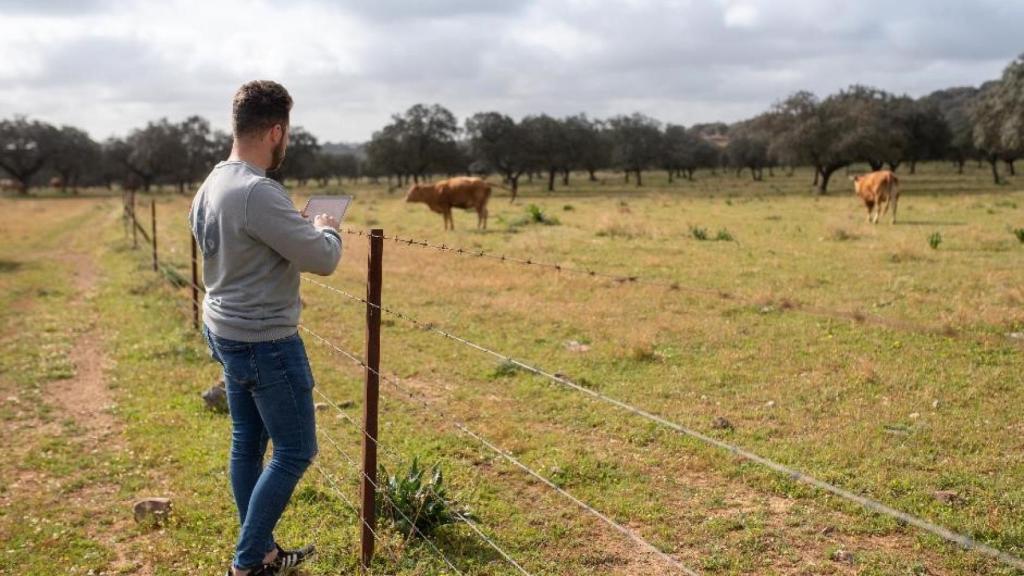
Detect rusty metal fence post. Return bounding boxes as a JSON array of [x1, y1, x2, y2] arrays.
[[150, 200, 158, 272], [190, 233, 200, 331], [360, 229, 384, 572]]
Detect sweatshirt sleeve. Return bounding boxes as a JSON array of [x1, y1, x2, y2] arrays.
[[244, 180, 342, 275]]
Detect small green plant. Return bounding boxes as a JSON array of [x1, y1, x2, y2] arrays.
[[715, 229, 734, 242], [524, 204, 560, 225], [1013, 228, 1024, 243], [563, 204, 575, 211], [377, 458, 474, 539], [690, 226, 708, 241], [490, 360, 522, 379], [928, 232, 942, 250]]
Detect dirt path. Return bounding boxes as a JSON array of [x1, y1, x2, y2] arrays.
[[53, 249, 157, 574], [49, 251, 117, 437], [0, 203, 156, 575]]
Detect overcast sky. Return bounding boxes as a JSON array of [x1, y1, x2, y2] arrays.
[[1, 0, 1020, 142]]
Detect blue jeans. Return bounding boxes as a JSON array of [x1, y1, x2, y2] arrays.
[[203, 326, 318, 570]]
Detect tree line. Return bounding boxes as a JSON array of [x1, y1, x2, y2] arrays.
[[2, 55, 1021, 196], [0, 115, 361, 195]]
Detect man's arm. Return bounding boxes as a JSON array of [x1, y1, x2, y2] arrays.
[[245, 180, 342, 275]]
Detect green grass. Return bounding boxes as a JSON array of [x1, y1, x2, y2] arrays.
[[1, 162, 1023, 574]]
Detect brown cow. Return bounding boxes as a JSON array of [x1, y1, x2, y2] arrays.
[[850, 170, 900, 224], [49, 176, 63, 189], [406, 176, 491, 230]]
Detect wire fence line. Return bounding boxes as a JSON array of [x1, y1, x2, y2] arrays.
[[336, 227, 987, 341], [316, 424, 468, 576], [301, 325, 536, 575], [452, 514, 534, 576], [300, 276, 1024, 573], [299, 323, 700, 576], [310, 459, 387, 576], [118, 198, 1022, 572]]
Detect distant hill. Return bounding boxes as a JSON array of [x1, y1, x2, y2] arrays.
[[321, 141, 367, 159]]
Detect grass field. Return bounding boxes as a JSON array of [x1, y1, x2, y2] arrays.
[[1, 163, 1022, 575]]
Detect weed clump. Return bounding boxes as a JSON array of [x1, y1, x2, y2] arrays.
[[528, 204, 559, 225], [509, 204, 560, 228], [928, 232, 942, 250], [377, 458, 474, 538], [1013, 228, 1024, 244], [691, 226, 734, 242], [490, 360, 522, 379]]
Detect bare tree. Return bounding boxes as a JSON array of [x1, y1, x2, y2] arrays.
[[465, 112, 532, 201], [922, 87, 980, 174], [0, 116, 59, 194], [50, 126, 100, 193], [608, 113, 662, 186], [110, 119, 187, 191], [520, 114, 568, 192]]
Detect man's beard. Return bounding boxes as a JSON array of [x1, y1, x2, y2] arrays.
[[269, 139, 286, 171]]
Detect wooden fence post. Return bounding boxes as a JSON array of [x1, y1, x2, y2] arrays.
[[360, 228, 384, 572], [150, 200, 158, 272], [122, 191, 129, 240], [131, 191, 138, 249], [191, 233, 200, 331]]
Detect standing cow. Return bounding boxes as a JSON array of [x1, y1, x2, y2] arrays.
[[406, 176, 491, 230], [850, 170, 900, 224]]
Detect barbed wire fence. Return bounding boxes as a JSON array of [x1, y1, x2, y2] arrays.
[[332, 228, 997, 342], [119, 195, 1024, 574], [118, 201, 546, 574]]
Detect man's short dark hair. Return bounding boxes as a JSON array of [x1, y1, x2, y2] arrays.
[[232, 80, 293, 138]]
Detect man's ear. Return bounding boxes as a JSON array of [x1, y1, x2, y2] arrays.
[[271, 124, 285, 144]]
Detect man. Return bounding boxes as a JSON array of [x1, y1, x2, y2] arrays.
[[189, 80, 342, 576]]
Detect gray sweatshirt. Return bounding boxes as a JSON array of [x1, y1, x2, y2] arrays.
[[188, 160, 342, 342]]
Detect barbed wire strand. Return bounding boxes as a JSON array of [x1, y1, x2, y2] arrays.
[[300, 277, 1024, 573], [316, 425, 468, 576], [302, 331, 405, 462], [310, 459, 385, 576], [336, 228, 972, 340], [453, 513, 534, 576], [302, 326, 539, 576], [310, 432, 393, 557], [300, 322, 697, 576]]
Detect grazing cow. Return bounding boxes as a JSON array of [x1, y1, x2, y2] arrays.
[[49, 176, 63, 189], [850, 170, 900, 224], [406, 176, 491, 230]]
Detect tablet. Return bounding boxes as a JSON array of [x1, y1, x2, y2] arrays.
[[301, 195, 352, 223]]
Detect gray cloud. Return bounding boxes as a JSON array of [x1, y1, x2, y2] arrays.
[[0, 0, 108, 14], [0, 0, 1019, 142], [329, 0, 529, 21]]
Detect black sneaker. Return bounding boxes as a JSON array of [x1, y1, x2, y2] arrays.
[[271, 543, 316, 573], [225, 563, 279, 576]]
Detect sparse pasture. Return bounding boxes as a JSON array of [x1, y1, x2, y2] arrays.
[[1, 163, 1022, 575]]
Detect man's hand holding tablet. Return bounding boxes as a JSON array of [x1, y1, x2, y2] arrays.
[[313, 213, 339, 230], [301, 195, 352, 229]]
